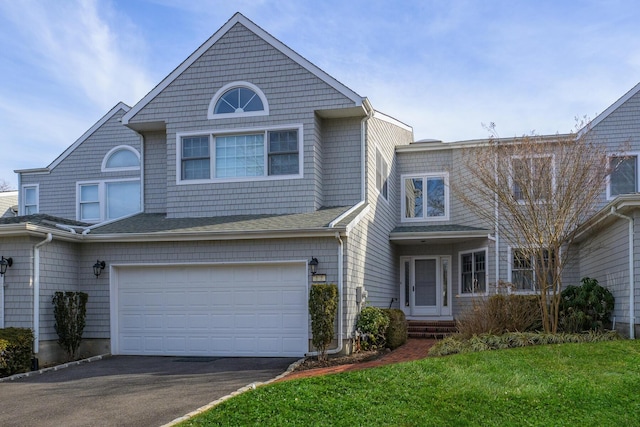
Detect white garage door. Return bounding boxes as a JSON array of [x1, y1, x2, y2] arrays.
[[113, 263, 308, 357]]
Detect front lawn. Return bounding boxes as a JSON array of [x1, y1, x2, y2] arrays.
[[182, 340, 640, 426]]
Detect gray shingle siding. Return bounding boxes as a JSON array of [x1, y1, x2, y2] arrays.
[[590, 90, 640, 208], [128, 23, 362, 218], [20, 108, 141, 221], [579, 216, 636, 327], [345, 115, 412, 314], [142, 131, 167, 213], [321, 117, 362, 207]]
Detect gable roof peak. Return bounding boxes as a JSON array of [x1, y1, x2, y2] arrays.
[[579, 81, 640, 136], [122, 13, 364, 126], [15, 102, 131, 175]]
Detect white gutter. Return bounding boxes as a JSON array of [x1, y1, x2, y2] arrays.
[[55, 224, 77, 234], [33, 233, 53, 353], [610, 207, 635, 339]]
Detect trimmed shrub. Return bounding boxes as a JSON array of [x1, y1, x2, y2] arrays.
[[52, 291, 89, 361], [428, 330, 621, 357], [457, 293, 542, 338], [356, 306, 389, 351], [382, 308, 407, 350], [0, 327, 34, 377], [560, 277, 615, 332], [308, 284, 339, 361]]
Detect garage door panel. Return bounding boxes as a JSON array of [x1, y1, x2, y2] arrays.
[[116, 263, 308, 357]]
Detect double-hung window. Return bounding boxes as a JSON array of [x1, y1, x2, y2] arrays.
[[182, 136, 211, 180], [510, 248, 554, 292], [511, 155, 553, 202], [22, 185, 39, 215], [77, 179, 141, 223], [609, 154, 638, 198], [178, 127, 302, 183], [460, 250, 486, 294], [402, 173, 448, 221]]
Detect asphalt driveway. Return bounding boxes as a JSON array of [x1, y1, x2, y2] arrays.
[[0, 355, 298, 427]]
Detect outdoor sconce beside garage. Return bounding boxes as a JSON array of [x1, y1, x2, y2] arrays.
[[0, 256, 13, 276], [93, 260, 106, 277]]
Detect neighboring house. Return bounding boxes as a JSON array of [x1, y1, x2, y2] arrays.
[[0, 13, 638, 364], [0, 191, 18, 218]]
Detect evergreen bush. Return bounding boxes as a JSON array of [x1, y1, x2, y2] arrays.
[[355, 306, 389, 350], [0, 328, 33, 377], [308, 284, 339, 361], [52, 291, 88, 361], [560, 277, 615, 332], [382, 308, 407, 350]]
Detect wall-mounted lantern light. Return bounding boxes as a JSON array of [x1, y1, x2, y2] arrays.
[[309, 257, 319, 275], [0, 257, 13, 276], [93, 260, 106, 277]]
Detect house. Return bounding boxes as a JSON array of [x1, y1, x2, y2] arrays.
[[0, 191, 18, 218], [0, 13, 638, 365]]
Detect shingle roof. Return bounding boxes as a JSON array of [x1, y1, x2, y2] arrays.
[[0, 214, 89, 229], [89, 206, 361, 235], [391, 225, 489, 234]]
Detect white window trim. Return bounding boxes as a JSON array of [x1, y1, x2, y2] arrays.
[[101, 145, 141, 172], [509, 154, 556, 204], [176, 124, 304, 185], [375, 147, 389, 202], [400, 172, 450, 222], [207, 81, 269, 119], [458, 247, 488, 297], [507, 246, 557, 294], [76, 178, 141, 223], [606, 151, 640, 200], [20, 184, 39, 215]]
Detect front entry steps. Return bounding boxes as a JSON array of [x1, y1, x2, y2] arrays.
[[407, 320, 457, 339]]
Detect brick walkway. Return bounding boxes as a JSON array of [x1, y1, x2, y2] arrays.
[[278, 339, 436, 382]]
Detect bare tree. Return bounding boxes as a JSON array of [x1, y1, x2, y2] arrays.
[[0, 179, 13, 192], [455, 122, 615, 333]]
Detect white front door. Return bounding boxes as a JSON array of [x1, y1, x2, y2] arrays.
[[400, 256, 451, 317]]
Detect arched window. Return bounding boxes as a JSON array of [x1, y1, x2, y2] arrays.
[[102, 146, 140, 171], [208, 82, 269, 119]]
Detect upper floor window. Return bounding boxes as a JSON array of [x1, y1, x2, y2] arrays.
[[460, 249, 487, 295], [102, 146, 140, 172], [21, 185, 38, 215], [401, 173, 449, 221], [208, 82, 269, 119], [510, 248, 554, 292], [608, 154, 638, 199], [510, 155, 554, 203], [77, 179, 141, 223], [178, 126, 303, 184], [376, 149, 388, 200]]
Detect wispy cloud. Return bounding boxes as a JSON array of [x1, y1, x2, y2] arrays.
[[0, 0, 154, 185]]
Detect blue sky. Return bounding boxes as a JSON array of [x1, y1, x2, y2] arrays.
[[1, 0, 639, 188]]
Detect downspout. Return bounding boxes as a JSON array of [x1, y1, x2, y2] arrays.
[[494, 149, 500, 293], [307, 103, 372, 357], [610, 207, 635, 339], [33, 233, 53, 354]]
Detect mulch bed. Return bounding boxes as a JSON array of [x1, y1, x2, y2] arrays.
[[293, 348, 390, 371]]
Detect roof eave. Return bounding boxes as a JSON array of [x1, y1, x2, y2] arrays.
[[84, 227, 347, 243]]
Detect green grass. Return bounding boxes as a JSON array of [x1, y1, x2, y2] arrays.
[[182, 340, 640, 426]]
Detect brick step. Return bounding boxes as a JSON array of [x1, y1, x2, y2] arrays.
[[407, 320, 457, 339]]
